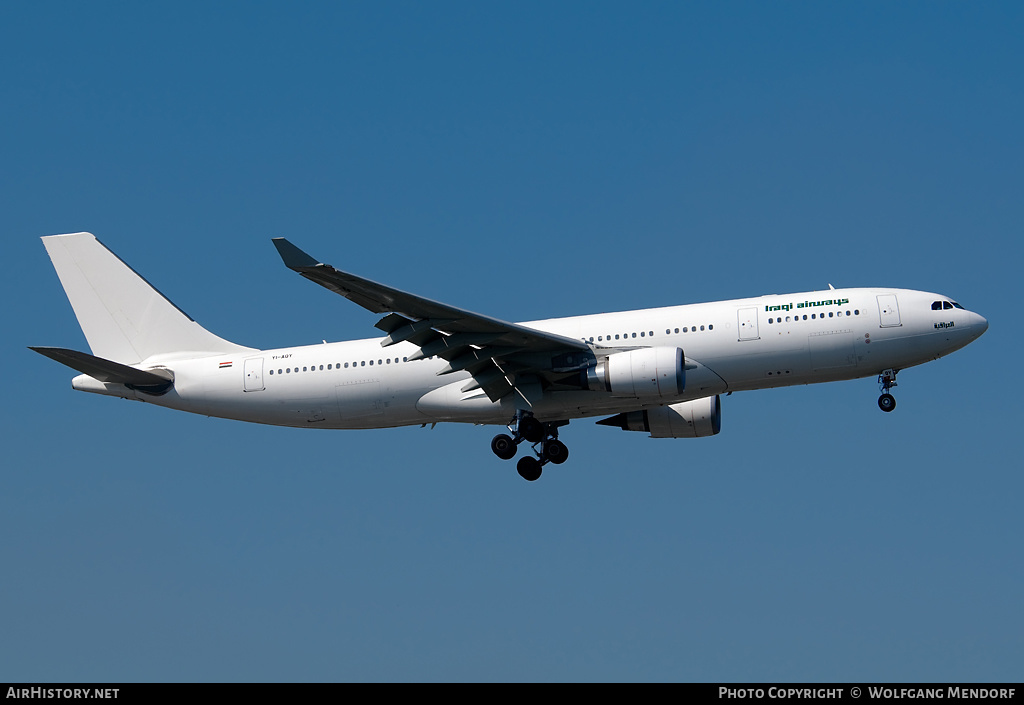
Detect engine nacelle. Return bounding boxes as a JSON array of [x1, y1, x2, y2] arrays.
[[587, 346, 684, 399], [598, 395, 722, 438]]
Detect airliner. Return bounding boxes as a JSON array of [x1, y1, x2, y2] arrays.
[[32, 232, 988, 481]]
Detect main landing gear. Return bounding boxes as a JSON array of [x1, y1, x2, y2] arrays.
[[877, 368, 898, 412], [490, 412, 569, 482]]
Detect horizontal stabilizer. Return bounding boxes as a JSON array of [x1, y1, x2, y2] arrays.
[[30, 346, 173, 389]]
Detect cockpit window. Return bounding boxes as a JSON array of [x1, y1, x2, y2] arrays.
[[952, 302, 965, 310], [943, 301, 954, 310], [932, 301, 943, 310]]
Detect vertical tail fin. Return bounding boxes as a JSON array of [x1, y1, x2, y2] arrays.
[[42, 232, 251, 363]]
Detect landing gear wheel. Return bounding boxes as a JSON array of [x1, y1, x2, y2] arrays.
[[498, 416, 569, 478], [519, 416, 544, 443], [878, 393, 896, 413], [517, 456, 543, 482], [877, 369, 899, 413], [491, 433, 517, 460], [543, 439, 569, 465]]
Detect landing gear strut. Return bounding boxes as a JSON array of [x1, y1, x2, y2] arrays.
[[491, 412, 570, 481], [878, 369, 898, 412]]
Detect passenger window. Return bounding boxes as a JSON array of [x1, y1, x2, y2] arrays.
[[632, 333, 637, 338], [674, 328, 679, 334], [708, 325, 713, 330], [361, 361, 365, 367], [269, 370, 274, 375]]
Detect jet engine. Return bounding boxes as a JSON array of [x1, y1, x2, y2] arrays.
[[586, 346, 684, 399], [597, 395, 722, 438]]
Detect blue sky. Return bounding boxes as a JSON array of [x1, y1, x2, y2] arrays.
[[2, 2, 1021, 682]]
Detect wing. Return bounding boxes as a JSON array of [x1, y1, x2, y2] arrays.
[[272, 238, 593, 401]]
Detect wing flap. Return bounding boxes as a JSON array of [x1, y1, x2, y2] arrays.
[[473, 365, 515, 402], [406, 333, 502, 362], [381, 318, 452, 346], [374, 312, 414, 335]]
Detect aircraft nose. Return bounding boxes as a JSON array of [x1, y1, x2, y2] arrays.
[[972, 312, 989, 338]]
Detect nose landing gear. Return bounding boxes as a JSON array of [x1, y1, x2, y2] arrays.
[[877, 369, 898, 412], [491, 412, 570, 481]]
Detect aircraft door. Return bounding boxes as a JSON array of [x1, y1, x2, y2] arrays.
[[738, 307, 759, 341], [244, 358, 265, 391], [877, 295, 902, 328]]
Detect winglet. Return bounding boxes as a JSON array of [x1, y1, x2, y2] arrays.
[[272, 238, 321, 270]]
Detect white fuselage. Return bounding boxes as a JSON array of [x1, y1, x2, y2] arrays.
[[74, 287, 988, 429]]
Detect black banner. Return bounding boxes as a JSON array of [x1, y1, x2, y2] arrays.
[[1, 684, 1023, 698]]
